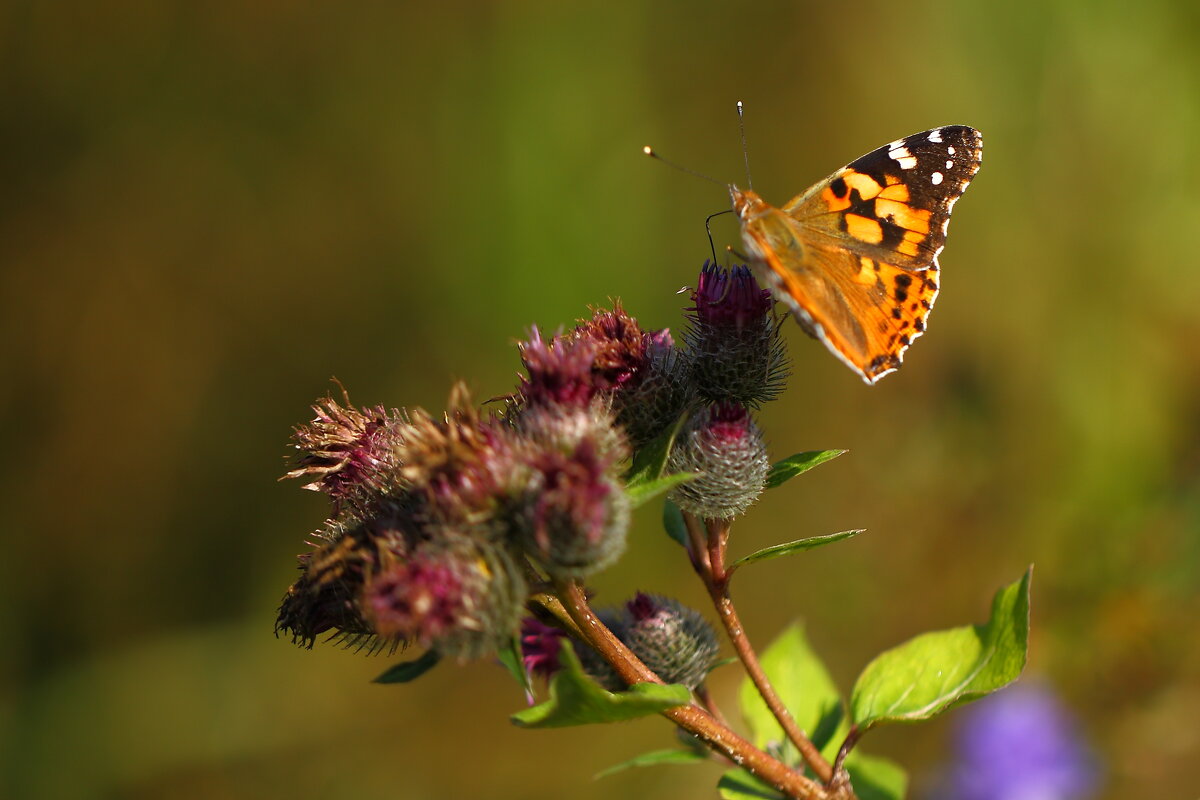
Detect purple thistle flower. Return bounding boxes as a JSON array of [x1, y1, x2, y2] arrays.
[[517, 327, 599, 410], [932, 683, 1100, 800], [691, 262, 773, 328], [685, 263, 788, 407]]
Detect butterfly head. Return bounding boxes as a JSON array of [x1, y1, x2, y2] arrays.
[[728, 185, 767, 221]]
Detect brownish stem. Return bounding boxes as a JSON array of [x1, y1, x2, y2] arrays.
[[555, 579, 826, 800], [693, 514, 835, 785]]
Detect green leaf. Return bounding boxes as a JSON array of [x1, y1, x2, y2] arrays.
[[627, 471, 699, 510], [663, 499, 688, 547], [717, 768, 784, 799], [625, 413, 688, 486], [765, 450, 847, 489], [845, 752, 908, 800], [511, 643, 691, 728], [594, 748, 708, 779], [850, 567, 1032, 729], [729, 529, 865, 572], [738, 624, 844, 759], [372, 649, 441, 684], [496, 635, 533, 699]]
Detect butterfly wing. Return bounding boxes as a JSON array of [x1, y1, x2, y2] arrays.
[[735, 125, 981, 382], [783, 125, 983, 272], [746, 224, 941, 383]]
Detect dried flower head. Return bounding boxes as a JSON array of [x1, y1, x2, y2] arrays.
[[668, 402, 770, 519], [517, 327, 599, 410], [685, 262, 789, 407], [275, 512, 413, 653], [570, 302, 647, 391], [363, 533, 525, 662], [283, 390, 410, 514]]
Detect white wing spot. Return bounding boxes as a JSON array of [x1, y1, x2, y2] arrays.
[[889, 145, 918, 170], [946, 160, 954, 169], [928, 129, 943, 143], [931, 172, 944, 185], [947, 146, 956, 155]]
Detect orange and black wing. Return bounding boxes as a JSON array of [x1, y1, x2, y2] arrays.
[[784, 125, 983, 272]]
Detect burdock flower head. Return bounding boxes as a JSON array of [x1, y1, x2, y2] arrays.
[[668, 402, 770, 519], [621, 593, 719, 690], [569, 302, 647, 391], [277, 385, 531, 660], [609, 328, 695, 448], [283, 391, 410, 515], [516, 435, 630, 579], [685, 262, 789, 407], [363, 532, 525, 662], [517, 327, 599, 410], [275, 512, 413, 653]]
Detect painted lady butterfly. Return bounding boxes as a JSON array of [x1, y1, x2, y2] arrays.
[[731, 126, 983, 383]]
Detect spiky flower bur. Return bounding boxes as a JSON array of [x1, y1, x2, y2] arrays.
[[568, 302, 647, 391], [685, 262, 789, 407], [611, 329, 695, 448], [668, 402, 770, 519], [363, 532, 526, 662], [275, 512, 413, 652], [284, 392, 410, 515], [517, 327, 597, 410], [621, 593, 719, 690], [513, 435, 630, 580], [277, 384, 538, 660]]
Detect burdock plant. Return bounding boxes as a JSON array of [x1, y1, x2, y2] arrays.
[[273, 264, 1032, 800]]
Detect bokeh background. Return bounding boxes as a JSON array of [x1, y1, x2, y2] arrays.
[[3, 1, 1198, 797]]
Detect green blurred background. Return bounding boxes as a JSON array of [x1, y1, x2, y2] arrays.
[[3, 1, 1198, 797]]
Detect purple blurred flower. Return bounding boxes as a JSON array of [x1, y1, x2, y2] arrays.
[[932, 683, 1100, 800], [520, 617, 565, 680]]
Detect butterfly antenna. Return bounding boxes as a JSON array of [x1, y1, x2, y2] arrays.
[[642, 146, 724, 187], [737, 100, 753, 190]]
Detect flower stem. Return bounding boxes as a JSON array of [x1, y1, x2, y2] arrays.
[[687, 512, 835, 786], [554, 579, 827, 800]]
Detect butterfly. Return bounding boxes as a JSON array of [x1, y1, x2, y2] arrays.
[[730, 125, 982, 384]]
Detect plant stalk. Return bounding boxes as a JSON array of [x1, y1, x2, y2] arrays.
[[554, 579, 826, 800]]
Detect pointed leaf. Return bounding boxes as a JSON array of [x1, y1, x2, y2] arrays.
[[372, 649, 441, 684], [594, 748, 708, 779], [496, 635, 533, 700], [850, 567, 1032, 729], [663, 499, 688, 547], [845, 752, 908, 800], [511, 644, 690, 728], [738, 624, 844, 758], [717, 768, 785, 799], [730, 529, 865, 572], [627, 471, 699, 509], [765, 450, 847, 489], [625, 413, 688, 486]]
